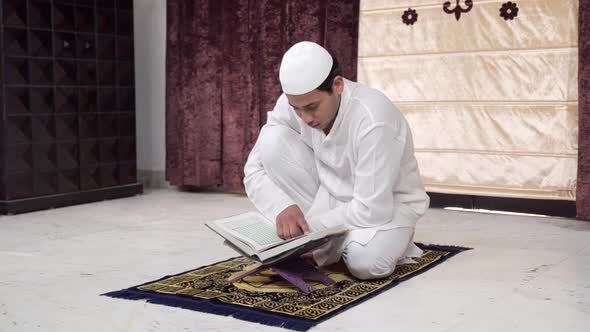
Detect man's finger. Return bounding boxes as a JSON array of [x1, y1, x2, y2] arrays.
[[282, 222, 290, 240], [288, 222, 301, 239], [298, 218, 310, 234], [277, 220, 285, 239]]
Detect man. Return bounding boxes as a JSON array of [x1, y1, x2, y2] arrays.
[[244, 41, 430, 280]]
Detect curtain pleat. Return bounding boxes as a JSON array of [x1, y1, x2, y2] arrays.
[[577, 0, 590, 220]]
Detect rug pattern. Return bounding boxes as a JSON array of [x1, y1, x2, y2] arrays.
[[104, 243, 470, 331]]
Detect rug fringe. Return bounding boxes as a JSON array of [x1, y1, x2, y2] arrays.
[[416, 242, 473, 252], [102, 288, 313, 331]]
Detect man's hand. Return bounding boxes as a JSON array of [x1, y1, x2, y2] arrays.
[[276, 204, 310, 239]]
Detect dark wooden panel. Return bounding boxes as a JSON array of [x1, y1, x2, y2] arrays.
[[1, 0, 142, 213]]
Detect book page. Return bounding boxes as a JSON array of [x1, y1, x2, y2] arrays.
[[230, 219, 282, 246], [214, 212, 284, 251]]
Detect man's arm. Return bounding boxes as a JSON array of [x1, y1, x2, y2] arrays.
[[243, 95, 309, 238], [313, 123, 407, 229]]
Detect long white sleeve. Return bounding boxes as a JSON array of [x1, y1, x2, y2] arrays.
[[314, 123, 408, 229], [243, 95, 302, 223]]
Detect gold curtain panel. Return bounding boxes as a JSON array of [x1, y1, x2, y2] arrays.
[[358, 0, 579, 200]]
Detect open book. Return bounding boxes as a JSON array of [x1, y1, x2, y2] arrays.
[[206, 212, 348, 265]]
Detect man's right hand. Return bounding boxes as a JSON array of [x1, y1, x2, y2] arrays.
[[276, 204, 310, 240]]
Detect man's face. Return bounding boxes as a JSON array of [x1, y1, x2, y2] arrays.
[[286, 77, 344, 134]]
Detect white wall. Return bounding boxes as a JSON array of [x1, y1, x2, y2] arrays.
[[133, 0, 167, 187]]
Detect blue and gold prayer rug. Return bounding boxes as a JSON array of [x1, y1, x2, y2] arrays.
[[103, 243, 470, 331]]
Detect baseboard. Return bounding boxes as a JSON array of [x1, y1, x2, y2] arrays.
[[428, 192, 577, 218], [0, 183, 144, 215]]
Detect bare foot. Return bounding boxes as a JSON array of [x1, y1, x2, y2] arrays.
[[300, 251, 317, 266]]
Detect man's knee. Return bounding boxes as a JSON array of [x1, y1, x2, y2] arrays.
[[344, 242, 398, 280], [258, 126, 300, 170]]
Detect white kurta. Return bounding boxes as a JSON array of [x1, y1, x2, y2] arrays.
[[244, 79, 430, 265]]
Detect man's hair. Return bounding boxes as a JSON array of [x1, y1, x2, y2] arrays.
[[316, 53, 342, 94]]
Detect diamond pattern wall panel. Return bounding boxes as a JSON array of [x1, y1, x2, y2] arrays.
[[118, 137, 135, 162], [2, 0, 138, 202], [80, 167, 100, 190], [3, 0, 27, 27], [6, 88, 30, 114], [117, 36, 133, 60], [118, 162, 136, 184], [99, 138, 118, 163], [30, 30, 53, 57], [97, 0, 116, 9], [79, 139, 99, 165], [6, 145, 33, 173], [54, 60, 77, 85], [33, 144, 57, 171], [118, 0, 133, 10], [5, 57, 29, 84], [97, 35, 116, 60], [30, 88, 54, 113], [117, 61, 134, 86], [118, 113, 135, 137], [79, 114, 98, 138], [117, 88, 134, 111], [55, 114, 78, 139], [4, 28, 28, 55], [30, 59, 54, 85], [34, 172, 58, 196], [58, 169, 80, 193], [32, 115, 56, 142], [97, 9, 116, 34], [75, 6, 95, 33], [6, 173, 34, 199], [55, 87, 77, 113], [98, 88, 116, 111], [54, 32, 76, 57], [78, 60, 97, 85], [57, 142, 79, 170], [78, 0, 96, 6], [6, 116, 32, 144], [117, 10, 133, 35], [77, 34, 96, 59], [29, 0, 52, 29], [100, 165, 119, 187], [99, 115, 118, 137], [98, 61, 116, 86], [78, 88, 97, 112], [54, 4, 75, 31]]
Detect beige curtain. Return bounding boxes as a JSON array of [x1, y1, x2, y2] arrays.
[[358, 0, 579, 201]]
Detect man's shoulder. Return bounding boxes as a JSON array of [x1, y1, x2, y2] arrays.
[[275, 93, 288, 105], [347, 81, 402, 126]]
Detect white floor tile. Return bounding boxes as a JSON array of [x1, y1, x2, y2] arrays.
[[0, 189, 588, 331]]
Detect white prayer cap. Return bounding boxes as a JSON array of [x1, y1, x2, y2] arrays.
[[279, 41, 333, 95]]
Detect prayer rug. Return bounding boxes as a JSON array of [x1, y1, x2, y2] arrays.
[[103, 243, 470, 331]]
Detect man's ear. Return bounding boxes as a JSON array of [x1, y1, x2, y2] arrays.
[[333, 76, 344, 94]]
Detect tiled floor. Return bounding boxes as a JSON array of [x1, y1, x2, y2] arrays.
[[0, 189, 589, 331]]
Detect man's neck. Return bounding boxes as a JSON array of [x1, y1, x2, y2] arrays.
[[323, 114, 336, 135], [323, 95, 342, 135]]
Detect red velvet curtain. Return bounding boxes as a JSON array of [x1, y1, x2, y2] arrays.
[[165, 0, 359, 191], [578, 0, 590, 220]]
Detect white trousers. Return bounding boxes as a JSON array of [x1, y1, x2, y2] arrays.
[[257, 126, 422, 280]]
